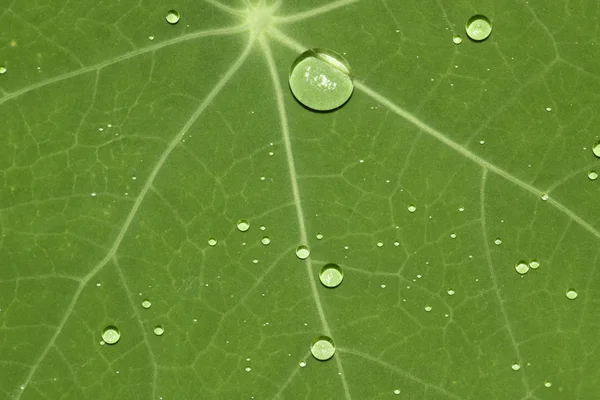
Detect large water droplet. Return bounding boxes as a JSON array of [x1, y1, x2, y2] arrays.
[[465, 14, 492, 42], [237, 219, 250, 232], [588, 170, 598, 180], [593, 141, 600, 158], [515, 261, 529, 275], [566, 289, 578, 300], [319, 263, 344, 288], [154, 325, 165, 336], [165, 9, 180, 24], [310, 336, 335, 361], [102, 326, 121, 345], [289, 48, 353, 111], [296, 245, 310, 259], [142, 300, 151, 309]]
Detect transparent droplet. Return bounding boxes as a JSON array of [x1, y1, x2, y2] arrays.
[[407, 205, 416, 213], [0, 66, 6, 74], [424, 305, 432, 312], [566, 289, 578, 300], [588, 170, 598, 180], [237, 219, 250, 232], [447, 289, 455, 296], [299, 361, 306, 368], [452, 35, 462, 44], [208, 238, 217, 246], [544, 381, 552, 388], [153, 325, 165, 336], [541, 193, 549, 201], [593, 141, 600, 158], [310, 336, 335, 361], [450, 233, 457, 239], [165, 9, 180, 24], [296, 245, 310, 259], [245, 366, 251, 372], [394, 389, 401, 395], [529, 259, 540, 270], [319, 263, 344, 288], [494, 238, 502, 245], [511, 363, 521, 371], [465, 14, 492, 41], [289, 48, 353, 111], [142, 300, 151, 309], [102, 326, 121, 345], [261, 236, 271, 245], [316, 233, 323, 240], [515, 261, 529, 275], [376, 242, 384, 247]]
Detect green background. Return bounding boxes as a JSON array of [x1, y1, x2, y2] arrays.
[[1, 0, 599, 399]]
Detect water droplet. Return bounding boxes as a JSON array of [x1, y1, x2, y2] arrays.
[[245, 366, 251, 372], [208, 238, 217, 246], [593, 141, 600, 158], [544, 381, 552, 388], [299, 361, 306, 368], [102, 326, 121, 345], [0, 66, 6, 74], [153, 325, 164, 336], [452, 35, 462, 44], [148, 35, 155, 40], [376, 242, 384, 247], [261, 236, 271, 245], [511, 363, 521, 371], [424, 305, 432, 312], [260, 225, 266, 231], [407, 204, 416, 213], [458, 207, 465, 212], [296, 245, 310, 259], [319, 263, 344, 288], [237, 219, 250, 232], [289, 48, 353, 111], [450, 233, 457, 239], [394, 389, 401, 395], [515, 261, 529, 275], [545, 107, 552, 112], [494, 238, 502, 245], [316, 233, 323, 240], [310, 336, 336, 361], [465, 14, 492, 41], [541, 193, 549, 201], [529, 259, 540, 270], [142, 300, 151, 309], [588, 170, 598, 180], [566, 288, 578, 300], [447, 289, 455, 296], [165, 9, 180, 24]]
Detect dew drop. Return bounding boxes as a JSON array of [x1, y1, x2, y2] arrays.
[[165, 9, 180, 24], [237, 219, 250, 232], [299, 361, 306, 368], [511, 363, 521, 371], [153, 325, 164, 336], [450, 233, 457, 239], [424, 305, 432, 312], [593, 141, 600, 158], [465, 14, 492, 42], [515, 261, 529, 275], [142, 300, 151, 309], [310, 336, 336, 361], [566, 288, 578, 300], [102, 326, 121, 345], [529, 259, 540, 270], [261, 236, 271, 245], [544, 381, 552, 388], [208, 238, 217, 246], [407, 204, 416, 213], [588, 170, 598, 180], [289, 48, 353, 111], [447, 289, 455, 296], [541, 193, 549, 201], [394, 389, 401, 395], [377, 241, 384, 247], [316, 233, 323, 240], [245, 366, 251, 372], [452, 35, 462, 44], [0, 66, 6, 74], [494, 238, 502, 245], [319, 263, 344, 288], [296, 245, 310, 259]]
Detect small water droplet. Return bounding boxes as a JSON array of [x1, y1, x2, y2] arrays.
[[208, 238, 217, 246], [541, 193, 549, 201], [319, 263, 343, 288], [450, 233, 457, 239], [593, 141, 600, 158], [261, 236, 271, 245], [237, 219, 250, 232], [310, 336, 335, 361], [96, 282, 102, 287], [165, 9, 180, 24], [316, 233, 323, 240], [260, 225, 266, 231], [566, 288, 578, 300], [424, 305, 432, 312], [452, 35, 462, 44], [407, 204, 416, 213], [153, 325, 164, 336], [494, 238, 502, 245], [458, 207, 465, 212], [394, 389, 401, 395], [289, 48, 353, 111], [545, 107, 552, 112], [377, 241, 384, 247], [511, 363, 521, 371], [102, 326, 121, 345], [142, 300, 151, 309], [148, 35, 155, 40], [299, 361, 306, 368], [380, 284, 386, 289], [245, 366, 251, 372], [465, 14, 492, 41], [296, 245, 310, 259], [0, 66, 6, 74], [588, 170, 598, 180], [515, 261, 529, 275], [529, 259, 540, 270], [447, 289, 455, 296], [544, 381, 552, 388]]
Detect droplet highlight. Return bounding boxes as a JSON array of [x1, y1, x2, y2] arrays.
[[102, 326, 121, 345], [310, 336, 335, 361], [237, 219, 250, 232], [319, 263, 344, 288], [142, 300, 151, 309], [515, 261, 529, 275], [296, 245, 310, 259], [465, 14, 492, 42], [566, 289, 578, 300], [289, 48, 353, 111], [153, 325, 165, 336], [165, 9, 180, 24]]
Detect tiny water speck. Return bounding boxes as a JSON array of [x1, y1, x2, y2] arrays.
[[237, 219, 250, 232], [299, 361, 306, 368], [447, 289, 455, 296], [588, 170, 598, 180], [592, 141, 600, 158], [465, 14, 492, 41], [452, 35, 462, 44], [142, 300, 151, 309], [102, 326, 121, 345], [153, 325, 164, 336], [165, 9, 180, 24], [494, 238, 502, 245], [296, 245, 310, 259], [529, 259, 540, 270], [515, 261, 529, 275], [407, 204, 416, 213], [511, 363, 521, 371], [310, 336, 336, 361], [319, 263, 344, 288], [424, 305, 432, 312], [261, 237, 271, 245], [208, 238, 217, 246], [566, 289, 578, 300]]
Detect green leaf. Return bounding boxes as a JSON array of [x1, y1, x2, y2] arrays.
[[1, 0, 599, 399]]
